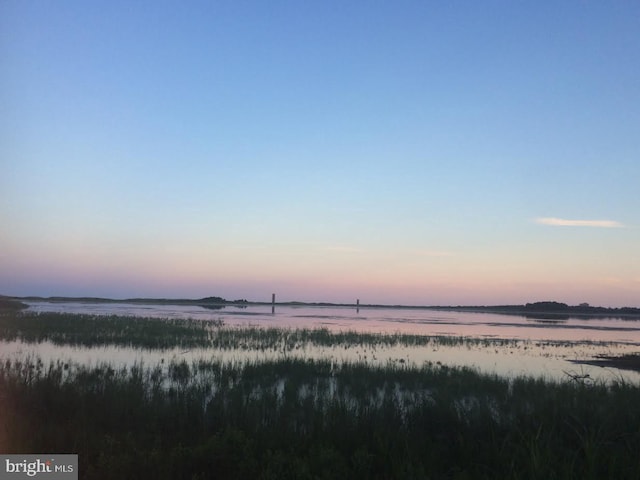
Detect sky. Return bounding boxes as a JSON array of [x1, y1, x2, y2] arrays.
[[1, 1, 639, 307]]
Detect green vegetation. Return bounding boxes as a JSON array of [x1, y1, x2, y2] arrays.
[[1, 356, 639, 479], [0, 312, 219, 349], [2, 311, 639, 478], [0, 297, 27, 312], [0, 311, 526, 351]]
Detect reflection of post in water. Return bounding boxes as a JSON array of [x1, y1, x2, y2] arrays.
[[272, 293, 275, 314], [356, 299, 360, 313]]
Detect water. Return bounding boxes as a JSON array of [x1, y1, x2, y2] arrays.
[[4, 301, 640, 383], [22, 301, 640, 342]]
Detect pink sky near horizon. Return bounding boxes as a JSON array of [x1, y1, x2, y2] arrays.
[[2, 238, 638, 307]]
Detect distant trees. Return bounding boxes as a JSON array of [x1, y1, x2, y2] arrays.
[[199, 296, 227, 304], [524, 301, 569, 311], [198, 297, 249, 304], [523, 301, 640, 316]]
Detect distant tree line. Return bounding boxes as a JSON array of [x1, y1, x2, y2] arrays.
[[442, 301, 640, 318], [199, 297, 248, 304], [524, 301, 640, 315]]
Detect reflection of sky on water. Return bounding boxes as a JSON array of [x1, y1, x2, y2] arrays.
[[24, 302, 640, 343], [3, 337, 639, 385], [4, 302, 640, 384]]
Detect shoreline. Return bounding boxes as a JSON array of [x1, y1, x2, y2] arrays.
[[8, 295, 640, 320]]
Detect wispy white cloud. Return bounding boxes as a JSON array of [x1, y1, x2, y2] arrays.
[[535, 217, 624, 228]]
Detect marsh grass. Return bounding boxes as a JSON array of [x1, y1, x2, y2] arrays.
[[2, 355, 640, 479], [1, 311, 527, 352], [0, 312, 218, 349], [0, 297, 27, 312]]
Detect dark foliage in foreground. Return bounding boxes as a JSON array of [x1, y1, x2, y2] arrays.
[[2, 357, 640, 479]]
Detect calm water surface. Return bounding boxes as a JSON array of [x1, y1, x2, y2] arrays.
[[23, 301, 640, 343], [4, 301, 640, 383]]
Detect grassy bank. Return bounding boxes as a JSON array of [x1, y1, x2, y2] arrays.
[[1, 356, 639, 479], [0, 297, 28, 312]]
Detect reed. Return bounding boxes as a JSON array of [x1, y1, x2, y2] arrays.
[[0, 311, 528, 351], [2, 355, 639, 479], [0, 312, 217, 349]]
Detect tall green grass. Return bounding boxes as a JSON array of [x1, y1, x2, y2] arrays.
[[0, 311, 527, 351], [2, 355, 639, 479], [0, 312, 218, 349]]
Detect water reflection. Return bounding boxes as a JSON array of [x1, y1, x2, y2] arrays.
[[2, 336, 639, 385], [22, 301, 640, 344], [524, 313, 570, 322], [199, 304, 224, 311], [4, 301, 639, 384]]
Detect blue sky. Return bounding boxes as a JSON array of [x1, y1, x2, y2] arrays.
[[1, 1, 639, 306]]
